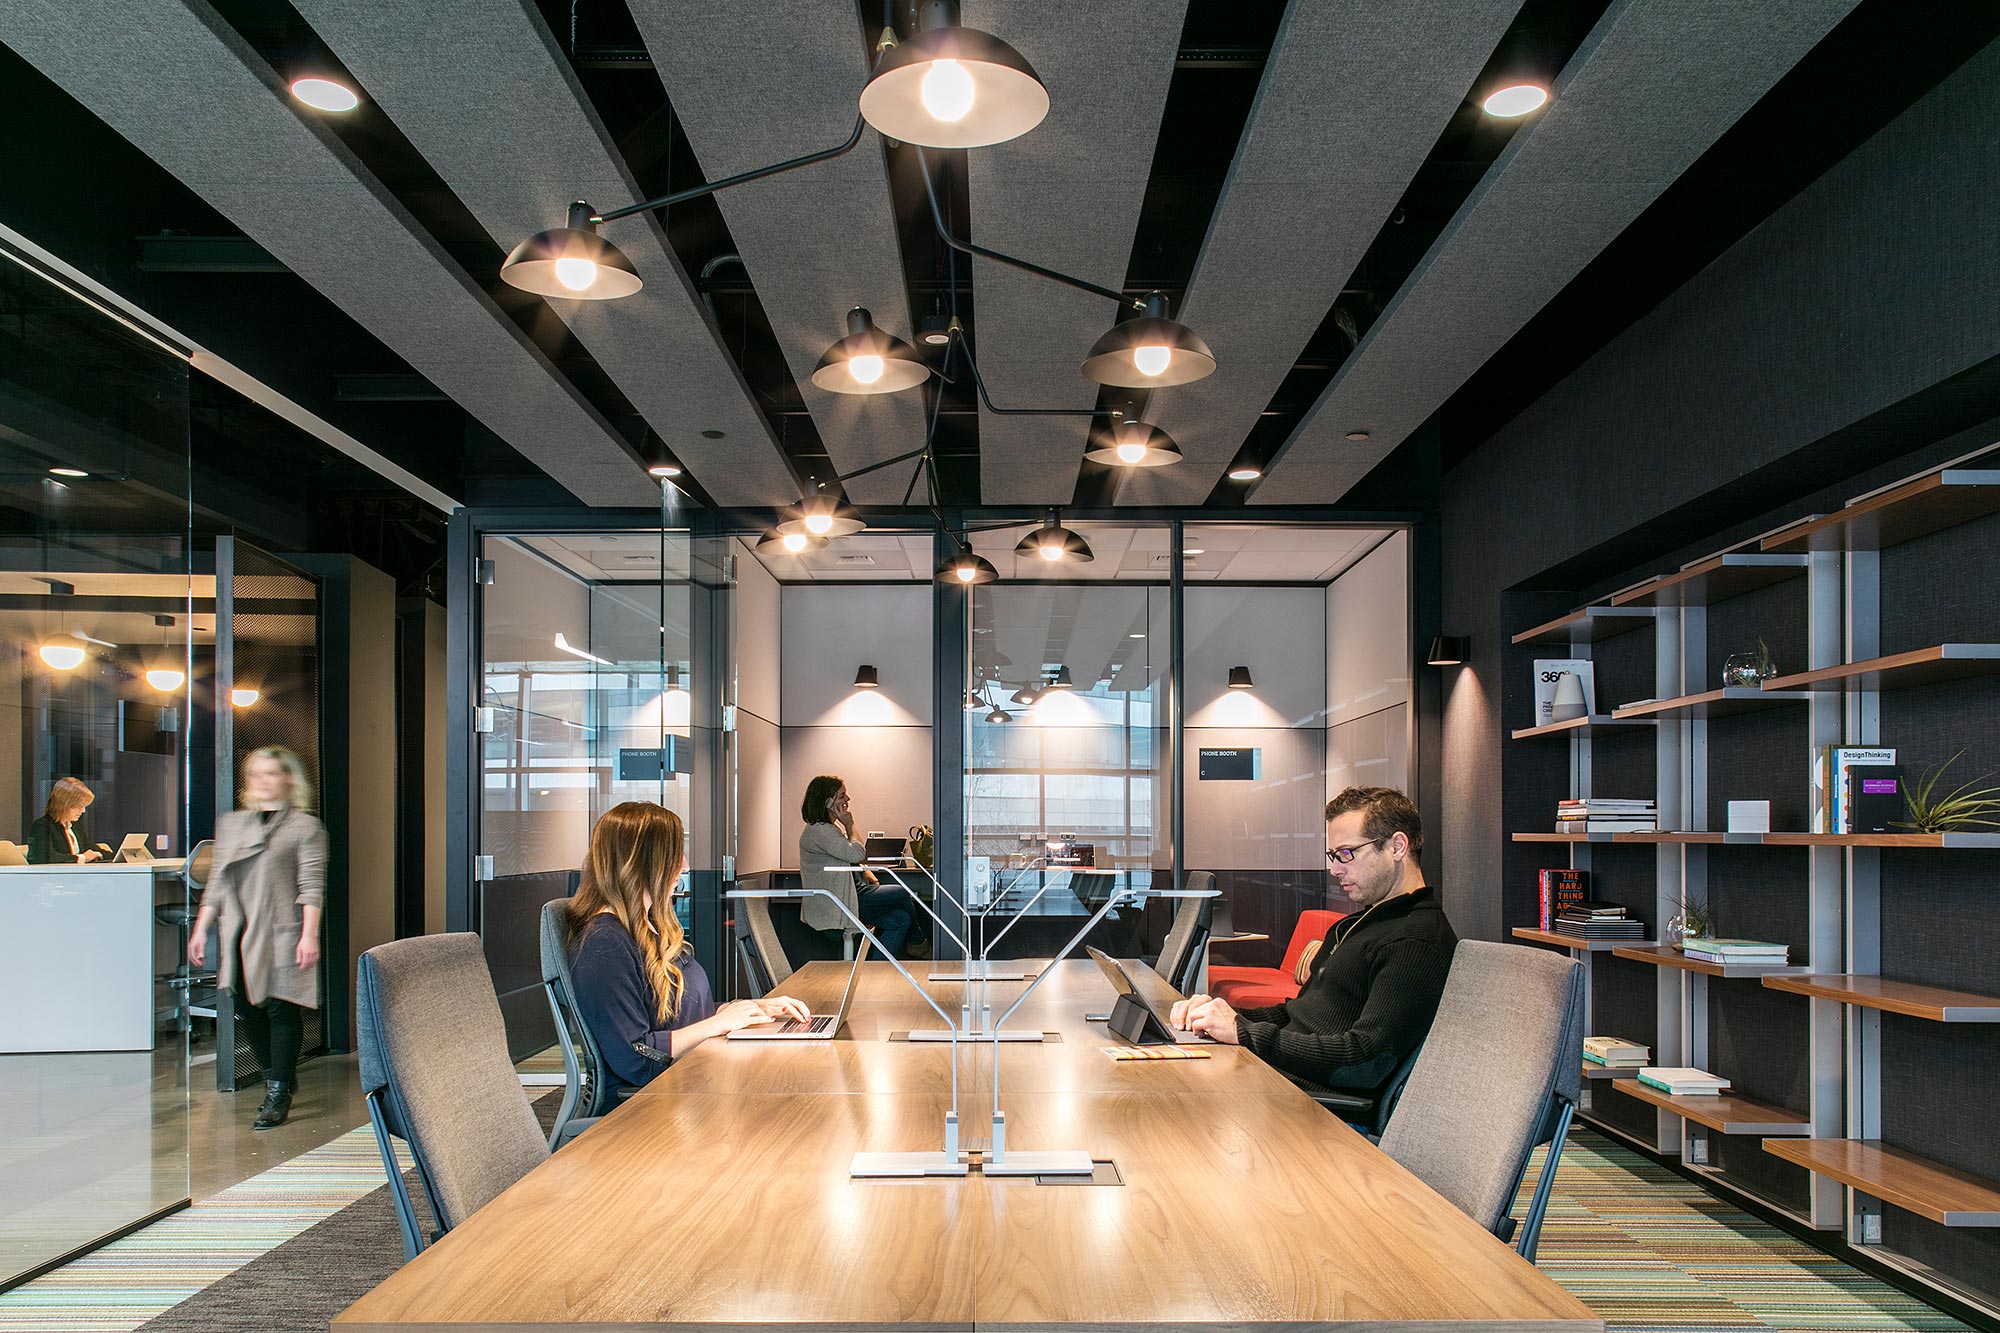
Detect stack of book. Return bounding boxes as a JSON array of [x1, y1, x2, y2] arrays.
[[1679, 936, 1789, 966], [1555, 798, 1657, 834], [1582, 1037, 1650, 1069], [1554, 900, 1647, 940], [1536, 867, 1590, 930], [1637, 1067, 1731, 1097]]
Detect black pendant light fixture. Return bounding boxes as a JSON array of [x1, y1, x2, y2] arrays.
[[1009, 683, 1041, 707], [500, 201, 644, 300], [775, 493, 867, 539], [754, 529, 830, 557], [811, 307, 931, 395], [937, 541, 998, 585], [1015, 512, 1093, 564], [1081, 291, 1216, 388], [1084, 416, 1183, 468], [985, 704, 1011, 724], [1045, 665, 1075, 690], [859, 0, 1049, 149]]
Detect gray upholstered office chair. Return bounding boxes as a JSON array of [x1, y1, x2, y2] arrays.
[[1153, 871, 1215, 995], [1376, 940, 1583, 1263], [358, 933, 551, 1261], [736, 893, 793, 996], [539, 898, 611, 1149]]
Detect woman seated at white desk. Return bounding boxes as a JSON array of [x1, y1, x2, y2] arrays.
[[566, 802, 807, 1096], [26, 777, 105, 864], [798, 775, 921, 958]]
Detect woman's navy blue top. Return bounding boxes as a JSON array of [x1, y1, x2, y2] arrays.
[[568, 915, 716, 1096]]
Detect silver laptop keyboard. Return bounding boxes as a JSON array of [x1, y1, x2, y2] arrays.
[[772, 1014, 834, 1035]]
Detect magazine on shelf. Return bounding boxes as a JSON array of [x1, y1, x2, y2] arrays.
[[1533, 659, 1596, 725]]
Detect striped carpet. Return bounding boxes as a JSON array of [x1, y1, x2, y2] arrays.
[[0, 1128, 1973, 1332]]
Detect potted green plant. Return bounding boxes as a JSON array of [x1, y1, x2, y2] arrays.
[[1894, 751, 2000, 833]]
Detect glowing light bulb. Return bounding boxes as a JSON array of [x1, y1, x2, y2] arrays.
[[1483, 84, 1548, 117], [1132, 345, 1172, 378], [920, 58, 975, 122], [231, 688, 259, 707], [145, 668, 186, 692], [781, 532, 808, 553], [39, 636, 86, 670], [848, 353, 885, 385], [804, 512, 834, 535], [1115, 441, 1149, 465], [554, 256, 598, 292], [957, 565, 977, 582], [1038, 541, 1063, 562]]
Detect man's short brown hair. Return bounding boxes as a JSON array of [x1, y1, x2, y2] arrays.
[[1325, 786, 1423, 860]]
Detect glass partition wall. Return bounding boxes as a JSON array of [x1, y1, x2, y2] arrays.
[[0, 253, 194, 1287]]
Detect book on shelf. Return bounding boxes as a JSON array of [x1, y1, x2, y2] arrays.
[[1534, 659, 1596, 725], [1556, 818, 1657, 833], [1537, 868, 1589, 930], [1563, 900, 1631, 917], [1679, 936, 1788, 955], [1556, 920, 1646, 939], [1558, 798, 1656, 811], [1847, 764, 1906, 835], [1582, 1036, 1650, 1067], [1637, 1067, 1730, 1096], [1812, 745, 1896, 833]]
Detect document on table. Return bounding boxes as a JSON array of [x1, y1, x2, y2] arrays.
[[1101, 1045, 1210, 1060]]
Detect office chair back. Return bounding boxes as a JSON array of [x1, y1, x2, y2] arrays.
[[741, 893, 792, 988], [183, 839, 214, 893], [539, 898, 611, 1146], [357, 933, 549, 1259], [1155, 872, 1216, 994], [1377, 941, 1583, 1261]]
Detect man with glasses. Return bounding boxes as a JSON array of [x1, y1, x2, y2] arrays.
[[1170, 786, 1456, 1095]]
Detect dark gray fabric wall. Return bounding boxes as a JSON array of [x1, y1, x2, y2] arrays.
[[1439, 35, 2000, 946]]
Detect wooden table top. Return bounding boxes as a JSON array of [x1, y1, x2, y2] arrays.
[[336, 960, 1600, 1332]]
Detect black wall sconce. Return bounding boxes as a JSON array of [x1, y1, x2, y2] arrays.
[[853, 664, 880, 689], [1427, 636, 1470, 667], [1227, 666, 1254, 690]]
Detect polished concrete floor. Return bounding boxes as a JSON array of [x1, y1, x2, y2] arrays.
[[188, 1052, 369, 1203]]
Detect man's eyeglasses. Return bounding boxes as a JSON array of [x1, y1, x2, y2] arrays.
[[1325, 837, 1387, 867]]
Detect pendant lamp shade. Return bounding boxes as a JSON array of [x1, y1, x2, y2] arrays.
[[811, 307, 931, 395], [859, 3, 1049, 149], [38, 633, 87, 671], [775, 494, 866, 539], [755, 529, 830, 557], [1085, 419, 1183, 468], [1009, 684, 1040, 707], [1045, 665, 1075, 690], [853, 664, 880, 689], [938, 542, 998, 585], [985, 705, 1011, 724], [500, 201, 643, 300], [1015, 515, 1093, 564], [1227, 666, 1254, 690], [1081, 292, 1216, 388]]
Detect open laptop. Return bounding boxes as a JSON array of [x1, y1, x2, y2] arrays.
[[113, 833, 155, 863], [0, 842, 25, 866], [861, 835, 907, 865], [728, 939, 871, 1041], [1085, 945, 1211, 1044]]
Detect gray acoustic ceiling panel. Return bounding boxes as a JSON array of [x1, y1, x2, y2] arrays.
[[1253, 0, 1861, 505], [292, 0, 802, 510], [1122, 1, 1522, 507], [0, 0, 664, 508], [964, 0, 1187, 506], [632, 0, 924, 507]]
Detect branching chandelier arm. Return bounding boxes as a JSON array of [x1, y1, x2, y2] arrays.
[[590, 114, 868, 226]]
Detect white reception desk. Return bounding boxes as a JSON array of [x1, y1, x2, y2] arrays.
[[0, 862, 183, 1053]]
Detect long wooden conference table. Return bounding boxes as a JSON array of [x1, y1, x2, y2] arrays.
[[336, 960, 1600, 1332]]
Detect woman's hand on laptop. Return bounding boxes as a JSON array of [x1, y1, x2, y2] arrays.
[[711, 998, 800, 1033], [1169, 994, 1212, 1030], [760, 995, 811, 1024]]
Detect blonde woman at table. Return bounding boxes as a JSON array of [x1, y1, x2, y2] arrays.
[[188, 746, 328, 1130], [26, 777, 105, 864], [565, 802, 808, 1098]]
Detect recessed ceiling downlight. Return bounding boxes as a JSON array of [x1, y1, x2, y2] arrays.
[[290, 76, 360, 113], [1482, 83, 1548, 118]]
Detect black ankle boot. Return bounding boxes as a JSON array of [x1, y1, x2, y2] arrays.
[[253, 1079, 293, 1130]]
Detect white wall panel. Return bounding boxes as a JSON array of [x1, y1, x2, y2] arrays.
[[734, 538, 781, 726], [780, 725, 933, 863], [1327, 530, 1410, 727], [1184, 725, 1328, 872], [1184, 587, 1326, 727]]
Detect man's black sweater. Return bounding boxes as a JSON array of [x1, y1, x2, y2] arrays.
[[1235, 884, 1457, 1092]]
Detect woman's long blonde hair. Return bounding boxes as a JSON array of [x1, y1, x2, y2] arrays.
[[565, 802, 687, 1024], [240, 745, 315, 811]]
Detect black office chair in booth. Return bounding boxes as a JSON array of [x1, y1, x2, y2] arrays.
[[538, 897, 612, 1149], [156, 839, 218, 1033]]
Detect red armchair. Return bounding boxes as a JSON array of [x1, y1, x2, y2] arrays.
[[1209, 908, 1346, 1010]]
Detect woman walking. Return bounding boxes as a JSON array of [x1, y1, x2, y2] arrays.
[[189, 746, 328, 1130]]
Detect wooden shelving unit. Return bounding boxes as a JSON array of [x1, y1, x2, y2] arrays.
[[1608, 552, 1807, 607], [1611, 686, 1810, 720], [1763, 644, 2000, 692], [1761, 469, 2000, 554], [1612, 830, 1768, 845], [1611, 943, 1808, 980], [1765, 1140, 2000, 1226], [1761, 832, 2000, 849], [1512, 927, 1651, 952], [1510, 713, 1658, 741], [1762, 974, 2000, 1022], [1510, 831, 1617, 843], [1614, 1080, 1811, 1136], [1511, 605, 1658, 646]]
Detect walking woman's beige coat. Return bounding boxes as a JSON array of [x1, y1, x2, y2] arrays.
[[207, 807, 328, 1008]]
